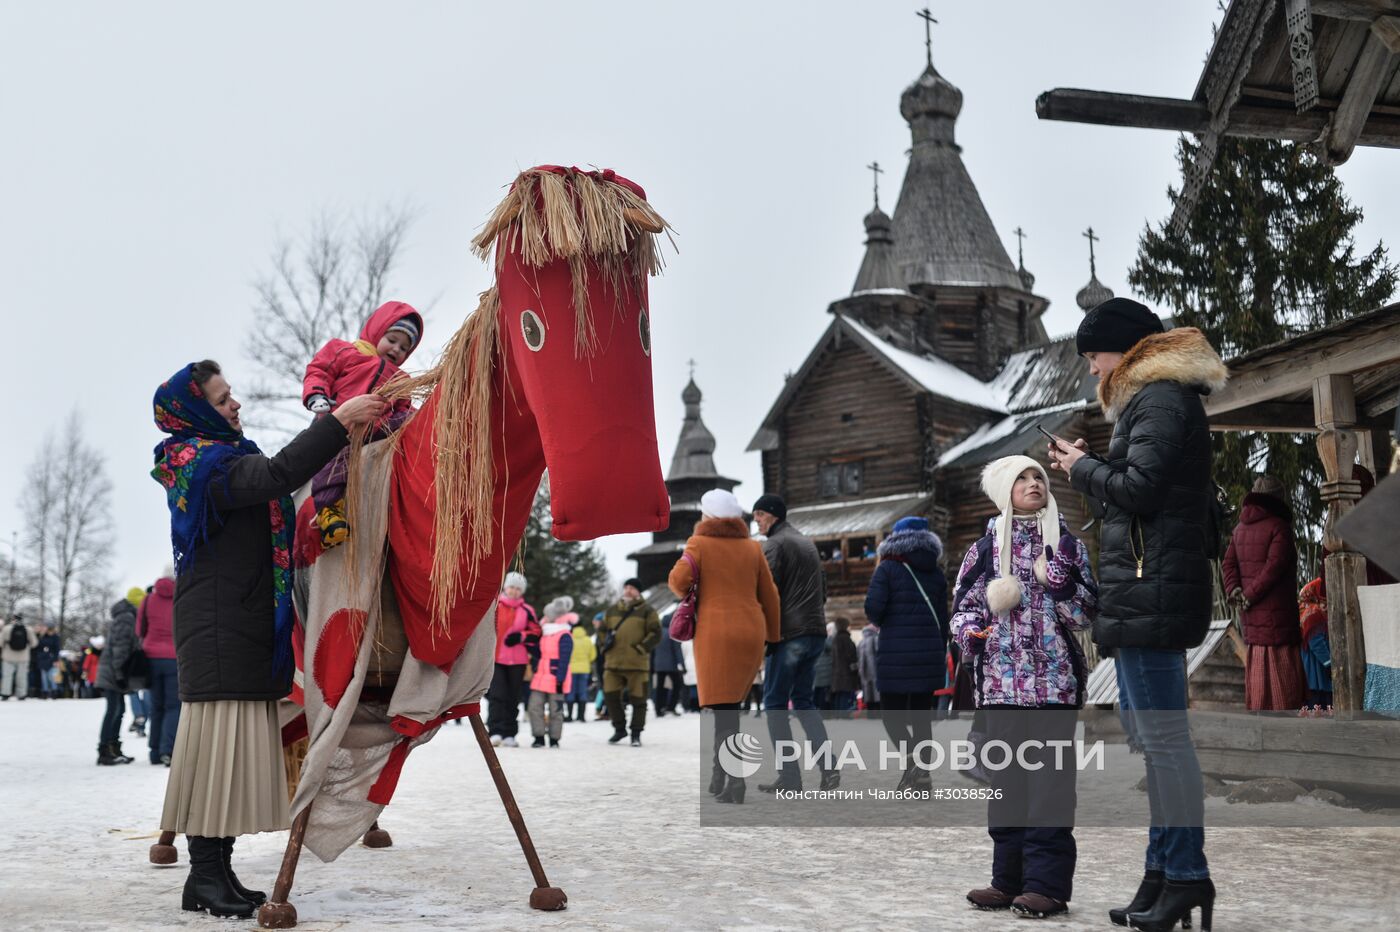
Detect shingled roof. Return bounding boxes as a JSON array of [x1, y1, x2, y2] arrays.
[[890, 62, 1024, 290]]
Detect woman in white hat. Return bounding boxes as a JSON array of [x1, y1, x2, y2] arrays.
[[950, 455, 1097, 920], [668, 488, 781, 804]]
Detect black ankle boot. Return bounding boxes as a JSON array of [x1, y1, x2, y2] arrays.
[[1129, 878, 1214, 932], [96, 742, 120, 766], [220, 836, 266, 905], [1111, 870, 1164, 926], [716, 775, 746, 803], [182, 836, 255, 918], [708, 761, 727, 795], [108, 741, 134, 764]]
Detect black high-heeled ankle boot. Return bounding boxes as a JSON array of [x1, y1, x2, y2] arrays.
[[1110, 870, 1164, 926], [220, 836, 266, 905], [1129, 878, 1214, 932], [182, 836, 255, 918], [716, 775, 746, 804]]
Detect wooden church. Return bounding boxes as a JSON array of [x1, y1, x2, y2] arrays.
[[746, 45, 1118, 617]]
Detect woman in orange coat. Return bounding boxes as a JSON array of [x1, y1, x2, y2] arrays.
[[669, 488, 781, 804]]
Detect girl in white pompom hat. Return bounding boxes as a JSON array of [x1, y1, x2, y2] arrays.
[[950, 454, 1098, 919]]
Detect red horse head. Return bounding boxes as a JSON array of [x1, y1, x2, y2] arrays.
[[382, 166, 671, 666], [488, 166, 670, 540]]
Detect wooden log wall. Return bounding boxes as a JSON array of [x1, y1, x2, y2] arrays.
[[773, 338, 922, 503]]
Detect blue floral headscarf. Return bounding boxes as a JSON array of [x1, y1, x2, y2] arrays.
[[151, 363, 296, 678]]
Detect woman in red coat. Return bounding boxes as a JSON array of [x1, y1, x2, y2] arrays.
[[1222, 475, 1305, 711]]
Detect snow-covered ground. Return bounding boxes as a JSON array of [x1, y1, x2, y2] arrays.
[[4, 698, 1399, 930]]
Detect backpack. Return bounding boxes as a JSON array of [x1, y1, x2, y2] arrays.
[[8, 622, 28, 652]]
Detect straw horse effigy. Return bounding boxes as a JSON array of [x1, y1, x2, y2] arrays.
[[254, 166, 672, 928]]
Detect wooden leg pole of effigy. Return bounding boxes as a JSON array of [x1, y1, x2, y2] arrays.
[[257, 803, 313, 929], [468, 712, 568, 911], [362, 819, 393, 848], [149, 829, 178, 865]]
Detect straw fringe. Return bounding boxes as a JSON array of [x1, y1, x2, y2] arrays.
[[472, 167, 671, 359]]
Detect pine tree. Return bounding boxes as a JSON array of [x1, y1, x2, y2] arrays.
[[513, 475, 613, 628], [1129, 136, 1397, 573]]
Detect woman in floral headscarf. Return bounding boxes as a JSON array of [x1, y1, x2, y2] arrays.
[[151, 359, 385, 919]]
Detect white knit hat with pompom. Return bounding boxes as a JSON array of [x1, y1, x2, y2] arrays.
[[979, 455, 1060, 617]]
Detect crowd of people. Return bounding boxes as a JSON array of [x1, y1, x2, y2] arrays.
[[13, 294, 1383, 929]]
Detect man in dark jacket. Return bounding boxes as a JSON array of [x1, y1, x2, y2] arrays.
[[1049, 298, 1228, 927], [96, 599, 139, 764], [35, 624, 61, 698], [753, 494, 836, 791], [1223, 475, 1304, 710]]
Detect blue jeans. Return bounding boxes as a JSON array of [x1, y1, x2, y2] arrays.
[[146, 659, 181, 760], [763, 635, 832, 781], [1114, 648, 1209, 881], [39, 666, 58, 697], [129, 690, 148, 720], [566, 671, 591, 704]]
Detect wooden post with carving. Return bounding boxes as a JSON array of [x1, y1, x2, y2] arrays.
[[1313, 374, 1368, 711]]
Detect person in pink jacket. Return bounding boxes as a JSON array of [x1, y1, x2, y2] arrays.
[[137, 576, 180, 765], [487, 572, 539, 747], [528, 597, 576, 747], [301, 300, 425, 547]]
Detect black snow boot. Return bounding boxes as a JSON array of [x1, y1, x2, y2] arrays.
[[182, 835, 255, 918], [96, 742, 121, 766], [220, 836, 266, 905], [107, 741, 134, 764]]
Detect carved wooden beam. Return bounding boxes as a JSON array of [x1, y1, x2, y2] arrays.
[[1207, 401, 1321, 432], [1312, 0, 1400, 20], [1285, 0, 1321, 111], [1322, 31, 1399, 163], [1036, 88, 1400, 147], [1373, 13, 1400, 51], [1171, 0, 1278, 234]]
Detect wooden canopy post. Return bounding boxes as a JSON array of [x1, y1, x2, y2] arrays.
[[1314, 374, 1369, 711]]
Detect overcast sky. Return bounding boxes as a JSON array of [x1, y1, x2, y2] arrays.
[[4, 1, 1398, 602]]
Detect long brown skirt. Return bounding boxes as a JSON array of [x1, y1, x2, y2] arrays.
[[161, 700, 290, 837]]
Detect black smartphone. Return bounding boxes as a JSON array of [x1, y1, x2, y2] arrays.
[[1035, 424, 1070, 451]]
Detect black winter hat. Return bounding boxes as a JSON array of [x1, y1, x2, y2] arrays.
[[1076, 297, 1165, 355], [752, 494, 787, 521], [622, 577, 643, 592]]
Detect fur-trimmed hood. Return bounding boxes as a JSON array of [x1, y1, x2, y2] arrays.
[[694, 516, 751, 539], [877, 528, 943, 561], [1098, 327, 1229, 422], [1239, 491, 1291, 523]]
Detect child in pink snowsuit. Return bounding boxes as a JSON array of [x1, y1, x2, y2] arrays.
[[301, 300, 423, 546]]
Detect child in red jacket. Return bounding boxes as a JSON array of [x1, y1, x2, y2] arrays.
[[302, 300, 424, 546]]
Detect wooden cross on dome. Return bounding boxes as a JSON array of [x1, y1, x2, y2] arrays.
[[866, 161, 884, 210], [1013, 226, 1028, 269], [1083, 226, 1100, 277], [687, 358, 696, 379], [917, 8, 938, 68]]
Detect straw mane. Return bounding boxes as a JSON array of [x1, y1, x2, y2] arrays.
[[343, 168, 670, 638], [471, 168, 671, 357]]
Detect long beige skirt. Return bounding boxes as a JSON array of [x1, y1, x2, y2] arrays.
[[161, 699, 290, 837]]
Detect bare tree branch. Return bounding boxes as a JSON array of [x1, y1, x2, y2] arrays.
[[18, 412, 115, 645], [244, 205, 416, 438]]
